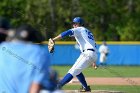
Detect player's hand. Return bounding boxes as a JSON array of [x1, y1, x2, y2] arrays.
[[92, 62, 98, 70], [94, 66, 98, 70]]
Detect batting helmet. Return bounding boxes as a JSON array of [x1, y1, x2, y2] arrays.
[[73, 17, 84, 25]]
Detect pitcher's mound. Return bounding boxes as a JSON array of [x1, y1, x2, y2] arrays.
[[64, 90, 125, 93]]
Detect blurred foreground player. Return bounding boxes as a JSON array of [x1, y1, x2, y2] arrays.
[[0, 24, 59, 93]]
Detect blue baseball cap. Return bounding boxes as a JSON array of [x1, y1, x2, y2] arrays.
[[72, 17, 84, 25]]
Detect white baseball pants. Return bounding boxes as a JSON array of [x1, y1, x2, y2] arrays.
[[68, 50, 97, 76]]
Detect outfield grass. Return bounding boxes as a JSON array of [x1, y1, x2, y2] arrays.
[[53, 66, 140, 93], [52, 66, 140, 77], [63, 85, 140, 93]]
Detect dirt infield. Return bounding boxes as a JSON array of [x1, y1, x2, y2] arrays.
[[68, 77, 140, 85], [64, 90, 124, 93]]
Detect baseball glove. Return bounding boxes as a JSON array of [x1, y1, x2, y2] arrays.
[[48, 38, 55, 53]]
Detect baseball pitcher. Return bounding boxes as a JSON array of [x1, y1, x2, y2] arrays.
[[48, 17, 97, 92]]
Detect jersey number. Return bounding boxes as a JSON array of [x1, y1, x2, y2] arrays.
[[86, 30, 97, 48], [87, 31, 94, 40]]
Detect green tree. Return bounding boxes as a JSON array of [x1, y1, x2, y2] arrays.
[[0, 0, 140, 41]]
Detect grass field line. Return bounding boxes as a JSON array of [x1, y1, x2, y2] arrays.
[[66, 77, 140, 85]]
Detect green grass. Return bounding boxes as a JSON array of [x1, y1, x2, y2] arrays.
[[52, 66, 140, 93], [63, 85, 140, 93], [52, 66, 140, 77]]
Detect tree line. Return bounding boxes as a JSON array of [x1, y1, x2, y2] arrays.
[[0, 0, 140, 41]]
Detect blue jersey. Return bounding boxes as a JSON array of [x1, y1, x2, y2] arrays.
[[0, 42, 50, 93]]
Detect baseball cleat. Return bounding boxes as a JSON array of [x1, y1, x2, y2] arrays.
[[79, 86, 91, 92], [56, 83, 62, 89]]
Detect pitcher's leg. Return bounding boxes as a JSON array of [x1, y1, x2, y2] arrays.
[[76, 72, 88, 89], [57, 73, 73, 89]]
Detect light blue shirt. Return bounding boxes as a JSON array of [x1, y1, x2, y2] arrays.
[[0, 41, 50, 93]]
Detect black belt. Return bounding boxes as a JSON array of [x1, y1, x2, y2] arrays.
[[83, 49, 95, 52]]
